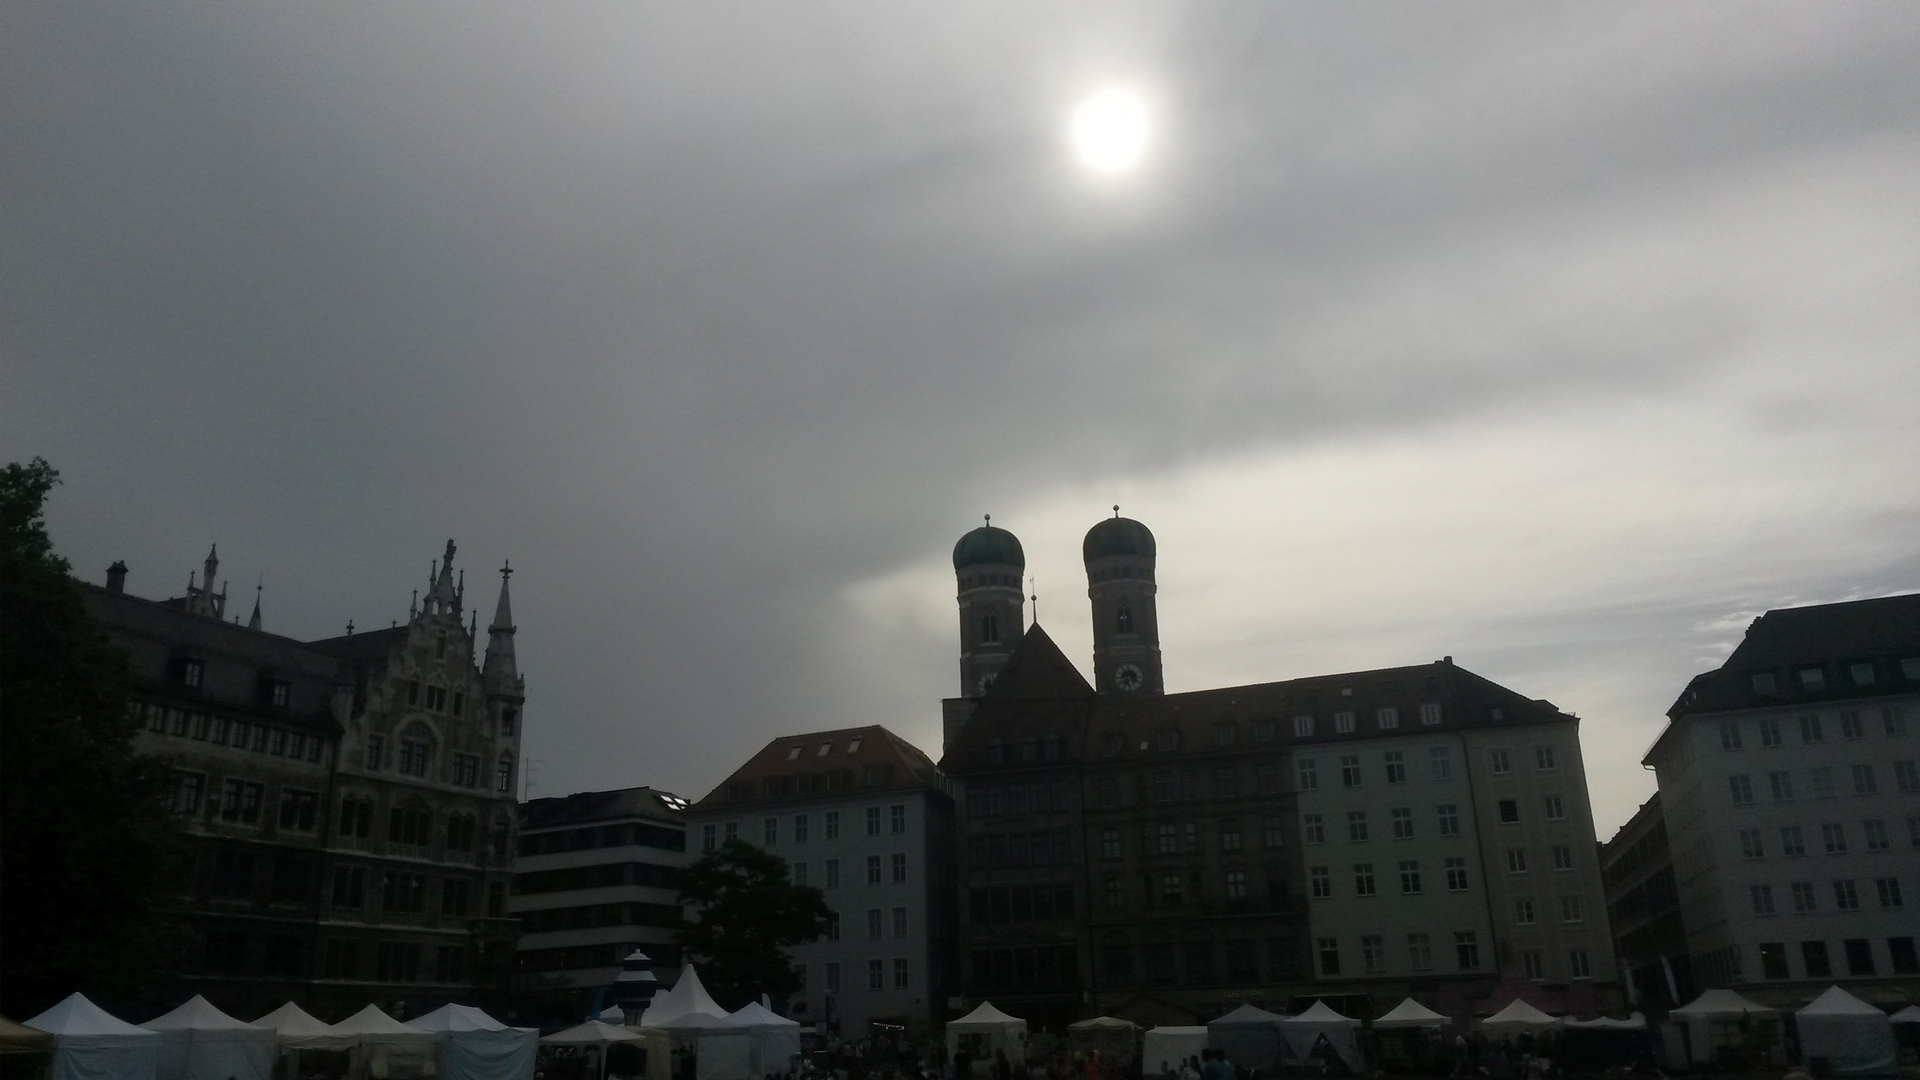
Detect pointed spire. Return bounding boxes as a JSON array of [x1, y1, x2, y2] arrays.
[[247, 582, 263, 631], [483, 560, 519, 691], [204, 544, 219, 587]]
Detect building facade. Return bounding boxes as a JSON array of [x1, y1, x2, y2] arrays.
[[512, 786, 690, 1027], [80, 541, 525, 1019], [1600, 795, 1692, 1010], [941, 516, 1621, 1027], [1640, 594, 1920, 1004], [685, 727, 957, 1038]]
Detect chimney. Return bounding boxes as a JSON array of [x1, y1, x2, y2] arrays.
[[106, 561, 129, 593]]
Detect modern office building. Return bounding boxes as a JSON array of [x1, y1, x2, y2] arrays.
[[1640, 593, 1920, 1003], [941, 515, 1622, 1026], [79, 541, 525, 1019], [511, 786, 690, 1027], [685, 726, 957, 1037]]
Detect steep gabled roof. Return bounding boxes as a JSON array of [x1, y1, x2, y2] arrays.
[[1665, 591, 1920, 720], [687, 724, 942, 814], [941, 624, 1097, 770]]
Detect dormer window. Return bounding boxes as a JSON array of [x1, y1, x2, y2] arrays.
[[269, 680, 290, 707], [1848, 663, 1875, 686], [846, 738, 862, 753], [181, 659, 204, 689], [1214, 724, 1236, 748], [1798, 667, 1825, 691], [817, 742, 833, 757], [787, 746, 804, 761], [1751, 672, 1778, 694]]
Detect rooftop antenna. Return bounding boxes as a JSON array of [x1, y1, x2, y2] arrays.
[[1030, 575, 1038, 627]]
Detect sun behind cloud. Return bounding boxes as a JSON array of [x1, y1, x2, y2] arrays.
[[1070, 88, 1149, 172]]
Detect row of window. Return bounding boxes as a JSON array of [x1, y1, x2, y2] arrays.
[[967, 832, 1070, 871], [1752, 937, 1919, 980], [175, 772, 327, 833], [825, 905, 913, 940], [327, 865, 504, 918], [1291, 705, 1447, 738], [321, 938, 471, 983], [1306, 804, 1473, 843], [1719, 708, 1908, 750], [1728, 762, 1919, 805], [968, 782, 1070, 817], [788, 853, 910, 888], [1311, 933, 1582, 979], [701, 805, 907, 851], [1102, 937, 1286, 986], [1736, 818, 1919, 858], [969, 945, 1081, 993], [141, 701, 330, 763], [1750, 660, 1920, 696], [794, 957, 912, 995], [1309, 858, 1470, 899], [735, 765, 897, 800], [516, 900, 684, 933], [366, 734, 513, 791], [511, 860, 681, 895], [336, 796, 510, 856], [1110, 868, 1289, 911], [1101, 818, 1287, 859], [1746, 877, 1905, 915], [969, 885, 1075, 924]]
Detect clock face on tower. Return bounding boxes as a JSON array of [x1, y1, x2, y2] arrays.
[[1114, 663, 1144, 692], [977, 672, 996, 696]]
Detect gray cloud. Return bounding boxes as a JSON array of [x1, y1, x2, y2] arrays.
[[6, 2, 1918, 828]]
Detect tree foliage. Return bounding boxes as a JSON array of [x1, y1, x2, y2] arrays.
[[675, 838, 831, 1010], [0, 459, 185, 1016]]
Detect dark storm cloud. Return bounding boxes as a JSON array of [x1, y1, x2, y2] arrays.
[[5, 3, 1918, 822]]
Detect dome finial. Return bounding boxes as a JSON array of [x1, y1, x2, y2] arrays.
[[1113, 504, 1120, 518], [984, 514, 990, 526]]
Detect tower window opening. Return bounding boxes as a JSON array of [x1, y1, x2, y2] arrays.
[[980, 614, 999, 645], [1117, 606, 1133, 634]]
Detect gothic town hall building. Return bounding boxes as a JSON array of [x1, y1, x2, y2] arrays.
[[941, 514, 1621, 1028], [79, 541, 526, 1020]]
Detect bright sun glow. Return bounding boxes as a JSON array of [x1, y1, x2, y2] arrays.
[[1070, 89, 1148, 172]]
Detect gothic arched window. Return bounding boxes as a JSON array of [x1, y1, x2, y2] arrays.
[[980, 613, 1000, 645], [1117, 604, 1134, 634]]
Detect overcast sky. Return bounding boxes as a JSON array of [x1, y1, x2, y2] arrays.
[[6, 3, 1918, 835]]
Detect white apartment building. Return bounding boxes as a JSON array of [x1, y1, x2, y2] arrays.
[[1645, 593, 1919, 1003], [512, 786, 690, 1028], [1298, 679, 1616, 1017], [685, 726, 956, 1037]]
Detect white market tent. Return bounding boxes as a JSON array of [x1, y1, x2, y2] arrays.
[[1067, 1017, 1139, 1070], [1208, 1004, 1286, 1071], [409, 1004, 537, 1080], [540, 1022, 655, 1080], [1373, 1000, 1447, 1030], [1796, 986, 1896, 1077], [947, 1002, 1027, 1076], [254, 1002, 347, 1050], [329, 1004, 439, 1080], [638, 967, 752, 1080], [1141, 1027, 1207, 1076], [25, 992, 161, 1080], [727, 1002, 801, 1076], [1892, 1006, 1920, 1026], [1481, 1000, 1561, 1032], [1670, 989, 1776, 1019], [600, 1006, 627, 1022], [145, 995, 276, 1080], [1282, 1001, 1363, 1073]]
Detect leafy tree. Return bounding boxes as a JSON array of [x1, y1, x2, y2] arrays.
[[676, 838, 831, 1009], [0, 459, 184, 1015]]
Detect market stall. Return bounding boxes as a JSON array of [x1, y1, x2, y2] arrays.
[[726, 1002, 801, 1077], [1066, 1017, 1138, 1073], [1281, 1001, 1363, 1073], [1669, 988, 1777, 1069], [1208, 1005, 1286, 1072], [539, 1020, 656, 1080], [1481, 1000, 1561, 1035], [946, 1002, 1026, 1077], [409, 1004, 537, 1080], [1795, 986, 1895, 1077], [145, 995, 275, 1080], [328, 1004, 439, 1080], [1140, 1027, 1206, 1077], [24, 992, 160, 1080]]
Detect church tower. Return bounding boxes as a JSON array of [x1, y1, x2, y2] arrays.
[[952, 518, 1026, 698], [1084, 509, 1162, 696]]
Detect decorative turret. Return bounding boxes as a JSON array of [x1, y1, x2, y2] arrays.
[[482, 561, 521, 693], [1084, 508, 1162, 696], [953, 517, 1026, 698], [184, 544, 228, 619], [247, 583, 263, 631]]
